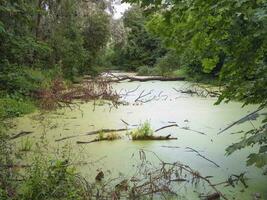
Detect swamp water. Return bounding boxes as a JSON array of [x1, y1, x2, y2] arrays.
[[11, 80, 267, 199]]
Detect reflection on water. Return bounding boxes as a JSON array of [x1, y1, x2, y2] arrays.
[[12, 80, 267, 199]]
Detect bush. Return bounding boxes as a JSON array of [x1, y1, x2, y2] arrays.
[[131, 121, 153, 140], [155, 51, 180, 76], [0, 64, 63, 96], [136, 66, 159, 76], [19, 158, 86, 200], [0, 97, 36, 119]]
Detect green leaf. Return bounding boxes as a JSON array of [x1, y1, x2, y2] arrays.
[[201, 57, 219, 73], [259, 145, 267, 153], [247, 153, 267, 168]]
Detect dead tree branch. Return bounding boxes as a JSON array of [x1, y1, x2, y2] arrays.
[[185, 147, 220, 167], [217, 107, 264, 134]]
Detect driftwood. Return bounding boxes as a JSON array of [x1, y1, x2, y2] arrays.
[[133, 134, 177, 140], [217, 107, 264, 134], [10, 131, 33, 140], [55, 128, 127, 142], [186, 147, 220, 167]]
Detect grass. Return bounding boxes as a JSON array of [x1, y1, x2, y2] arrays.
[[98, 132, 120, 141], [106, 132, 120, 140], [131, 121, 154, 140], [98, 131, 104, 140], [19, 137, 33, 152]]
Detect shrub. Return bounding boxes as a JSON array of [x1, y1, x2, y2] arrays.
[[0, 97, 36, 119], [155, 51, 180, 76], [136, 66, 159, 76], [19, 158, 86, 200], [131, 121, 153, 140]]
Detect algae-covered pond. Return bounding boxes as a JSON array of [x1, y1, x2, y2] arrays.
[[11, 79, 267, 199]]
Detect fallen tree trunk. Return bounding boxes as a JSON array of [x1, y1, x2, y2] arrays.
[[108, 75, 185, 82], [55, 128, 127, 142], [133, 134, 177, 140], [127, 77, 185, 82]]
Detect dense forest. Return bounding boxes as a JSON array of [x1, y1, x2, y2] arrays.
[[0, 0, 266, 199]]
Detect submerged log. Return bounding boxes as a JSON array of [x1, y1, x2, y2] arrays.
[[86, 128, 127, 136], [55, 128, 127, 142], [76, 137, 120, 144], [10, 131, 33, 140], [133, 134, 177, 140]]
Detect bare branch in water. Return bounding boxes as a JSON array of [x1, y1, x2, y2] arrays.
[[217, 107, 263, 134], [185, 147, 220, 167]]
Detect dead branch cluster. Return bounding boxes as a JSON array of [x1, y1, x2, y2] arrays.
[[36, 78, 120, 110], [79, 150, 247, 200], [173, 84, 221, 98]]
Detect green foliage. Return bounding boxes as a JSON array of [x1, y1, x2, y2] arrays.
[[98, 131, 104, 140], [0, 97, 35, 119], [106, 132, 120, 140], [226, 123, 267, 168], [112, 6, 166, 70], [154, 50, 180, 76], [137, 65, 159, 76], [131, 121, 153, 140], [0, 123, 13, 200], [83, 11, 110, 57], [19, 158, 84, 200], [19, 137, 33, 152], [0, 0, 112, 95]]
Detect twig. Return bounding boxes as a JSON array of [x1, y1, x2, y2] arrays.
[[121, 119, 129, 126]]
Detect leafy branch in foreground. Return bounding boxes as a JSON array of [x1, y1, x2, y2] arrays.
[[226, 122, 267, 168]]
